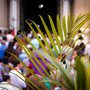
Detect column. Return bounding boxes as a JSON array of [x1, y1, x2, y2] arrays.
[[9, 0, 18, 35], [63, 0, 70, 33], [63, 0, 70, 18], [60, 0, 63, 20]]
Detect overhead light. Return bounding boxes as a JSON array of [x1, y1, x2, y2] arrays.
[[38, 4, 44, 9]]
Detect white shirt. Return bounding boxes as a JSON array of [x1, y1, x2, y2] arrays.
[[84, 44, 90, 56], [0, 82, 20, 90], [9, 68, 26, 90], [6, 34, 14, 42]]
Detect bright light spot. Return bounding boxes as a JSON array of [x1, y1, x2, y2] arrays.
[[38, 4, 44, 9]]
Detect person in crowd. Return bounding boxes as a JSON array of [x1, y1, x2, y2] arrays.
[[31, 35, 40, 49], [74, 30, 83, 41], [13, 38, 18, 50], [4, 42, 17, 64], [27, 74, 48, 90], [2, 30, 8, 39], [70, 43, 85, 75], [0, 75, 20, 90], [6, 30, 14, 42], [11, 29, 15, 36], [70, 43, 85, 65], [0, 59, 4, 82], [84, 44, 90, 56], [61, 40, 74, 61], [78, 42, 85, 56], [45, 34, 51, 45], [19, 44, 32, 66], [74, 30, 87, 46], [2, 36, 9, 47], [9, 60, 27, 90], [28, 41, 50, 76], [0, 38, 7, 60], [4, 41, 22, 65], [27, 30, 33, 39]]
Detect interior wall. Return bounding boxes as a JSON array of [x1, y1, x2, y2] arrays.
[[0, 0, 9, 30], [73, 0, 90, 17], [71, 0, 90, 43], [17, 0, 20, 31]]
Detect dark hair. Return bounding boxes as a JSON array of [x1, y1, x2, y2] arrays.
[[78, 30, 81, 33], [74, 43, 85, 56], [4, 30, 8, 34], [2, 36, 7, 41], [13, 38, 17, 44], [8, 30, 12, 34], [79, 42, 85, 52], [3, 75, 10, 81], [17, 30, 22, 35], [78, 35, 83, 40], [13, 60, 20, 67]]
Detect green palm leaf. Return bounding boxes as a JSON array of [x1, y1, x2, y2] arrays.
[[75, 56, 86, 90], [37, 50, 75, 90], [11, 13, 90, 90], [62, 16, 67, 38], [48, 15, 62, 53], [56, 15, 64, 43]]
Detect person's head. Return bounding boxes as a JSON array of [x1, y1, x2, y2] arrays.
[[4, 30, 8, 35], [27, 44, 33, 51], [78, 42, 85, 56], [3, 75, 11, 83], [2, 36, 7, 41], [78, 30, 81, 33], [78, 35, 83, 40], [13, 60, 23, 69], [8, 30, 12, 34]]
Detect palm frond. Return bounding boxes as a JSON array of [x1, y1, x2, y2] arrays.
[[12, 13, 90, 90], [75, 56, 86, 90]]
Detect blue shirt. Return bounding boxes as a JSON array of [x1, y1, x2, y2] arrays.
[[31, 38, 39, 49], [19, 52, 28, 61], [0, 44, 7, 59]]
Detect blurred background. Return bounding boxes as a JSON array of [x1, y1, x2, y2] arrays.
[[0, 0, 90, 35]]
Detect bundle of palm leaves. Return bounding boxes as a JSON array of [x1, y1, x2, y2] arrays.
[[11, 13, 90, 90]]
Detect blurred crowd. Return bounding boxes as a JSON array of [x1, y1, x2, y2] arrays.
[[0, 29, 89, 90]]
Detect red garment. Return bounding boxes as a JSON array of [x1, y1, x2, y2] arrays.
[[26, 64, 33, 78], [28, 64, 32, 69], [11, 30, 15, 36]]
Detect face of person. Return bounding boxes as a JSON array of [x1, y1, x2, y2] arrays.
[[18, 63, 23, 69], [72, 50, 77, 60]]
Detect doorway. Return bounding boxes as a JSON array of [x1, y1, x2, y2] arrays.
[[20, 0, 57, 33]]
